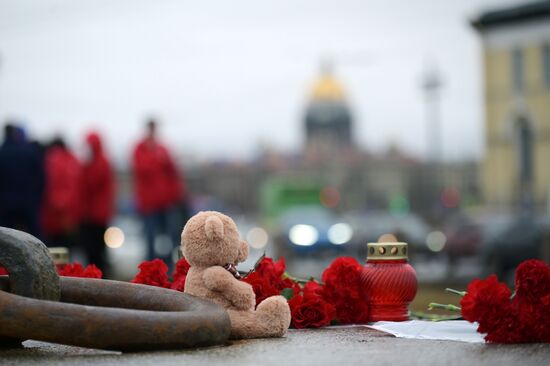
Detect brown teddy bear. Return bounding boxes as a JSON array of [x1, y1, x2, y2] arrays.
[[181, 211, 291, 339]]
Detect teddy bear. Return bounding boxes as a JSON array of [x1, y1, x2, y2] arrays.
[[181, 211, 291, 339]]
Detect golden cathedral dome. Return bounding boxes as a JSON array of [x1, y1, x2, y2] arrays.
[[310, 73, 346, 102], [304, 63, 353, 150]]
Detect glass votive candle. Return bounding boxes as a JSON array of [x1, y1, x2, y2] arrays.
[[361, 242, 418, 322]]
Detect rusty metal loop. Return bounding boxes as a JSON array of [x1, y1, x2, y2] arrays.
[[0, 226, 61, 348], [0, 227, 230, 351], [0, 227, 60, 301], [0, 276, 231, 351]]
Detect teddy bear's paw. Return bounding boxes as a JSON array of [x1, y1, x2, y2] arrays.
[[256, 296, 291, 337], [232, 287, 256, 310]]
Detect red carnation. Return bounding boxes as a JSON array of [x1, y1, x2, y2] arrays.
[[540, 295, 550, 342], [460, 275, 512, 335], [243, 271, 280, 305], [514, 259, 550, 304], [132, 259, 171, 288], [511, 260, 550, 342], [56, 263, 83, 277], [321, 257, 369, 324], [331, 297, 370, 325], [81, 264, 103, 279], [255, 257, 286, 284], [322, 257, 364, 301], [483, 303, 526, 343], [57, 263, 103, 279], [460, 261, 550, 343], [0, 267, 7, 275], [288, 281, 336, 329], [243, 257, 300, 305], [170, 257, 191, 291], [303, 280, 323, 297]]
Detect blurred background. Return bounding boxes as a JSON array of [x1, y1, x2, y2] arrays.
[[1, 0, 549, 310]]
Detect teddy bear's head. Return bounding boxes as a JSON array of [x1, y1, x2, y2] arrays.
[[181, 211, 249, 268]]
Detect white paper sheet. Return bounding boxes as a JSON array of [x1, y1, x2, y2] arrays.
[[365, 320, 485, 343]]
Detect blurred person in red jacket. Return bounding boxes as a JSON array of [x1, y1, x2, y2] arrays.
[[80, 132, 114, 273], [132, 119, 185, 265], [41, 136, 82, 248]]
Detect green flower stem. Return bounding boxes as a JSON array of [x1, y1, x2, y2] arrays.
[[428, 302, 462, 312], [283, 273, 323, 285], [445, 288, 467, 297], [410, 311, 463, 322]]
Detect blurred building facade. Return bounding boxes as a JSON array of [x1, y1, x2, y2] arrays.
[[473, 1, 550, 214], [109, 66, 480, 229], [174, 68, 480, 222]]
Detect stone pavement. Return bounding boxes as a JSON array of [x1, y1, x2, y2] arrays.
[[0, 327, 549, 366]]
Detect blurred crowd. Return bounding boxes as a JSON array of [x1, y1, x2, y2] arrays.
[[0, 119, 188, 274]]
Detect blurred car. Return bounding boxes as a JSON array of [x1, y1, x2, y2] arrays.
[[274, 206, 356, 257], [442, 214, 510, 261], [481, 214, 547, 281], [444, 223, 482, 259], [345, 210, 431, 259]]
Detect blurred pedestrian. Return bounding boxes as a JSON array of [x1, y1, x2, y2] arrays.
[[0, 123, 45, 237], [41, 136, 81, 248], [132, 119, 183, 265], [79, 132, 114, 273]]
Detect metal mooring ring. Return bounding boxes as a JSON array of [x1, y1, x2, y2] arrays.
[[0, 227, 231, 351], [0, 226, 61, 347], [0, 227, 60, 301], [0, 277, 231, 351]]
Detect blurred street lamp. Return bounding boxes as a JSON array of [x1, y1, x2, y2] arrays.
[[422, 65, 444, 163]]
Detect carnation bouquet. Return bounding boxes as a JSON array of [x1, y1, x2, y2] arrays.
[[5, 251, 547, 343], [131, 255, 370, 328], [429, 259, 550, 343], [131, 255, 550, 342]]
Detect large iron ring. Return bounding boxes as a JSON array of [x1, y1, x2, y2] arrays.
[[0, 227, 231, 351], [0, 277, 231, 351], [0, 226, 60, 347]]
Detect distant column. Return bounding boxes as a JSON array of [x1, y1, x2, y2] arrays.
[[422, 66, 443, 163]]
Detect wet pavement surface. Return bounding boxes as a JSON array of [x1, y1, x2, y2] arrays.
[[1, 327, 549, 366]]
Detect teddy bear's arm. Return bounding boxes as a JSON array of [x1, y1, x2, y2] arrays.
[[203, 266, 255, 310]]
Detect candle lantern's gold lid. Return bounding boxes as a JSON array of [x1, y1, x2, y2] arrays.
[[49, 247, 69, 265], [367, 242, 408, 261]]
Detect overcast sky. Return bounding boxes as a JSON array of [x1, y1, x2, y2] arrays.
[[0, 0, 529, 165]]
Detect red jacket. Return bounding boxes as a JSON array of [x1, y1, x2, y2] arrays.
[[81, 133, 114, 226], [132, 139, 183, 214], [41, 146, 82, 235]]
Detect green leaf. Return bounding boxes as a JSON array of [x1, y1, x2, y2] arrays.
[[281, 287, 295, 300]]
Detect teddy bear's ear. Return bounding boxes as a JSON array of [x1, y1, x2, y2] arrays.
[[204, 215, 224, 241]]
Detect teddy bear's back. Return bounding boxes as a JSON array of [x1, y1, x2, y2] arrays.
[[185, 267, 235, 309]]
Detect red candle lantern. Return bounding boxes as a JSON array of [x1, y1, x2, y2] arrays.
[[361, 242, 417, 322]]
